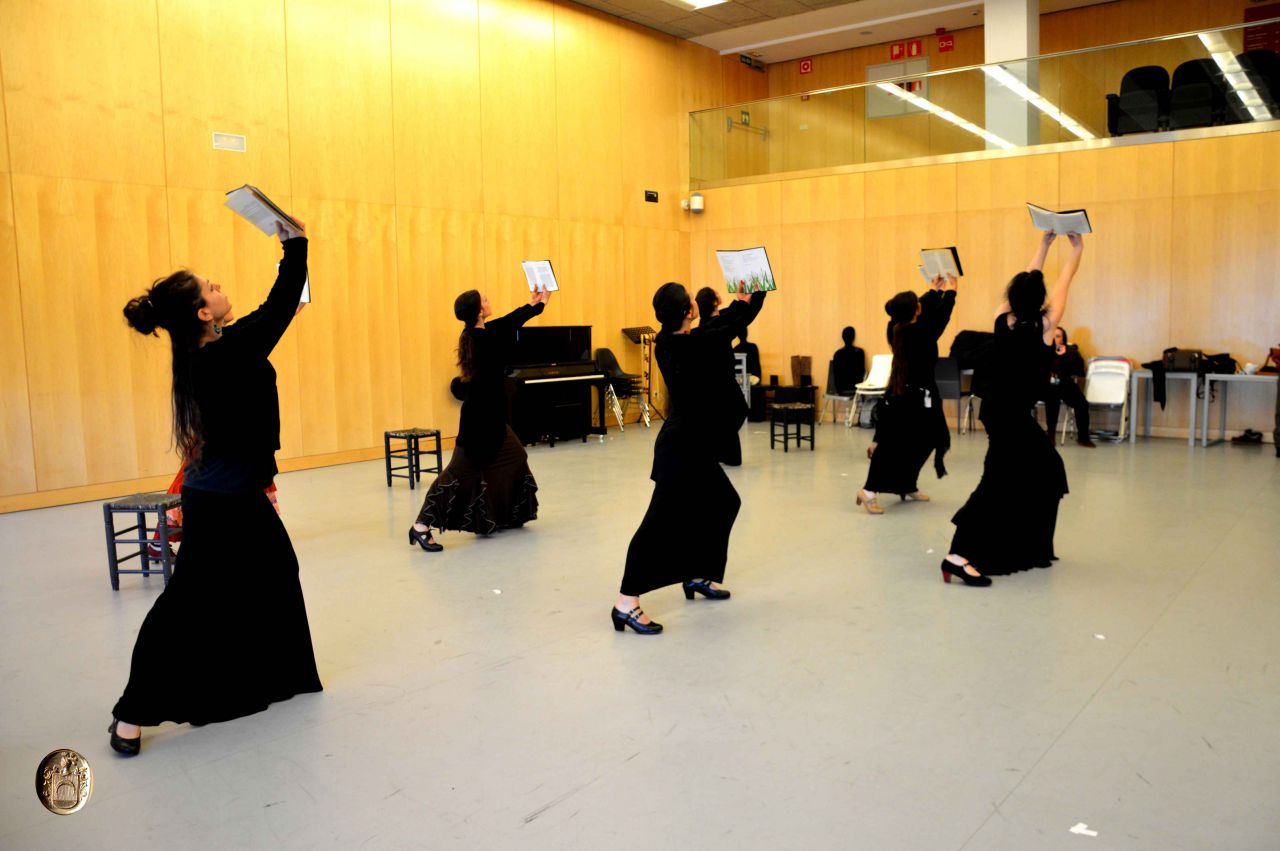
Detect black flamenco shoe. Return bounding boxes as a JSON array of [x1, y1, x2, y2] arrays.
[[408, 527, 443, 552], [683, 579, 731, 600], [611, 606, 663, 635], [108, 719, 141, 757], [940, 559, 992, 587]]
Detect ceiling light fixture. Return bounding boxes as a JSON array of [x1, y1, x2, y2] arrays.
[[1198, 31, 1275, 121], [981, 65, 1097, 141], [684, 0, 729, 9], [875, 82, 1016, 150]]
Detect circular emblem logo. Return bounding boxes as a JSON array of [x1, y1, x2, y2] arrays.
[[35, 749, 92, 815]]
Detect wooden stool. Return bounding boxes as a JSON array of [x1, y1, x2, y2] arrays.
[[770, 403, 815, 452], [103, 492, 182, 590], [384, 428, 442, 488]]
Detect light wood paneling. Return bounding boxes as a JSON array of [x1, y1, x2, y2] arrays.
[[865, 164, 957, 218], [157, 0, 291, 192], [619, 21, 681, 231], [774, 219, 865, 383], [0, 172, 37, 496], [0, 64, 9, 170], [861, 213, 960, 354], [396, 207, 485, 438], [479, 0, 559, 219], [482, 213, 560, 317], [721, 55, 768, 105], [678, 37, 724, 196], [554, 3, 622, 225], [291, 198, 403, 454], [1059, 144, 1174, 203], [286, 0, 395, 205], [166, 187, 304, 460], [954, 208, 1061, 342], [1, 0, 165, 185], [13, 176, 173, 490], [1173, 134, 1280, 198], [957, 154, 1058, 212], [695, 181, 782, 231], [558, 219, 625, 362], [781, 172, 864, 224], [391, 0, 484, 212]]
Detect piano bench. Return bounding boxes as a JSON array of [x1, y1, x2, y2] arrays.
[[384, 428, 443, 489]]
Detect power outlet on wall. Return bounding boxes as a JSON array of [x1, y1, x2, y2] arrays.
[[644, 190, 658, 203]]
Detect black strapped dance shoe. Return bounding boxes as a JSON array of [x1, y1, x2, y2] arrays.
[[682, 579, 731, 600], [108, 719, 141, 756], [940, 559, 992, 587], [408, 528, 443, 552], [611, 606, 663, 634]]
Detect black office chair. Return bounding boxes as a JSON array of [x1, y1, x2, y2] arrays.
[[595, 347, 645, 430], [1106, 65, 1170, 136], [1169, 59, 1226, 129], [934, 357, 975, 434]]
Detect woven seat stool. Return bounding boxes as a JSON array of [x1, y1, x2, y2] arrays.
[[770, 402, 816, 452], [384, 428, 442, 489], [103, 492, 183, 590]]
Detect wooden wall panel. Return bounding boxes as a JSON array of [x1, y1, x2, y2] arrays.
[[0, 63, 9, 170], [166, 187, 304, 459], [1, 0, 165, 185], [957, 154, 1058, 212], [678, 38, 725, 196], [482, 213, 560, 317], [865, 164, 957, 218], [13, 176, 173, 490], [286, 0, 395, 205], [396, 207, 485, 438], [619, 21, 681, 231], [781, 172, 865, 224], [391, 0, 484, 212], [157, 0, 291, 193], [775, 219, 865, 384], [555, 3, 622, 225], [1173, 134, 1280, 198], [721, 55, 769, 105], [558, 219, 625, 361], [292, 199, 402, 455], [479, 0, 559, 219], [861, 213, 959, 356], [0, 172, 37, 496]]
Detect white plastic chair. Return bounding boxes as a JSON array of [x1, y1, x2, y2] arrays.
[[848, 354, 892, 428], [1085, 357, 1132, 441]]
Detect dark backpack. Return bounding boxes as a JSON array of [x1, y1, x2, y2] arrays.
[[950, 330, 996, 399]]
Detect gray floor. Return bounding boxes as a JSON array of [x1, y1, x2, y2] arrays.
[[1, 423, 1278, 850]]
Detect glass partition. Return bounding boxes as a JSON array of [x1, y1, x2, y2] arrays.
[[690, 19, 1280, 186]]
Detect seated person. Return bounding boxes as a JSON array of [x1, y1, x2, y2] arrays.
[[695, 287, 721, 326], [734, 328, 765, 422], [831, 326, 866, 395], [1045, 326, 1094, 448]]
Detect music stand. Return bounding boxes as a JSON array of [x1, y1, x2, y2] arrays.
[[622, 326, 662, 424]]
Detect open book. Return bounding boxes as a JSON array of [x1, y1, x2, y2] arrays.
[[225, 185, 303, 236], [715, 247, 777, 293], [521, 260, 559, 292], [1027, 202, 1092, 235], [918, 246, 963, 282]]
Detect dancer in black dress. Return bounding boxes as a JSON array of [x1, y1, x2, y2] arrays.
[[409, 288, 550, 548], [942, 231, 1085, 586], [111, 220, 322, 755], [857, 273, 957, 514], [612, 285, 766, 634]]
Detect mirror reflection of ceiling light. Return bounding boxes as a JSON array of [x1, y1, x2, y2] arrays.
[[981, 65, 1096, 140], [875, 82, 1016, 150], [1198, 31, 1275, 121], [683, 0, 729, 8]]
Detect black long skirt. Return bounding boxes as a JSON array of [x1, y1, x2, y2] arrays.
[[416, 426, 538, 535], [864, 393, 948, 494], [620, 464, 741, 596], [112, 487, 322, 727], [949, 408, 1069, 575]]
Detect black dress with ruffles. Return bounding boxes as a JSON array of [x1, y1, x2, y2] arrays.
[[949, 313, 1069, 574], [416, 303, 544, 535]]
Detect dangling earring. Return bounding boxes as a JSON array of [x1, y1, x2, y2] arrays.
[[212, 323, 222, 336]]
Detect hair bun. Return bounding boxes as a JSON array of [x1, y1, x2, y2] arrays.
[[123, 294, 159, 336]]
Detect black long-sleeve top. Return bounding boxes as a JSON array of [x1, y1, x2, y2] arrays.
[[1049, 344, 1085, 381], [889, 289, 956, 393], [651, 291, 765, 481], [832, 345, 866, 393], [454, 302, 545, 466], [183, 237, 308, 493]]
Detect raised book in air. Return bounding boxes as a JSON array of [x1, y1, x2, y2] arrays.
[[1027, 202, 1092, 234], [521, 260, 560, 292], [715, 247, 777, 293], [918, 246, 963, 282], [225, 185, 303, 236]]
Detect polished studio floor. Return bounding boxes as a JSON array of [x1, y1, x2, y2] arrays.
[[1, 421, 1277, 850]]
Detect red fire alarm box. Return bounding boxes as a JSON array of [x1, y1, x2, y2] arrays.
[[799, 58, 813, 74]]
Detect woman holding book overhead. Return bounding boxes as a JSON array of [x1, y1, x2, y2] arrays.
[[612, 284, 766, 635], [942, 230, 1084, 586], [110, 219, 321, 756], [857, 273, 957, 514], [410, 288, 550, 548]]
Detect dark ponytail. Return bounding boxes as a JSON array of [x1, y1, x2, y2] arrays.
[[454, 289, 482, 380], [884, 291, 919, 396], [123, 270, 206, 461]]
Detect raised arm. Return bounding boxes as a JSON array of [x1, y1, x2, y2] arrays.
[[919, 286, 957, 341], [1043, 233, 1084, 340], [224, 231, 308, 358], [486, 294, 548, 334], [701, 290, 765, 343], [996, 232, 1056, 319]]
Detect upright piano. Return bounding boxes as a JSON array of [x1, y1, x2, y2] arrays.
[[505, 325, 609, 446]]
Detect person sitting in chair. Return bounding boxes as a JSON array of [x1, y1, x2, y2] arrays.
[[1045, 326, 1094, 447], [832, 326, 866, 395], [735, 328, 765, 422]]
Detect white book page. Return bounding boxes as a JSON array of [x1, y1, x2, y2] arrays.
[[1028, 203, 1092, 234], [715, 247, 776, 293], [521, 260, 559, 292]]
